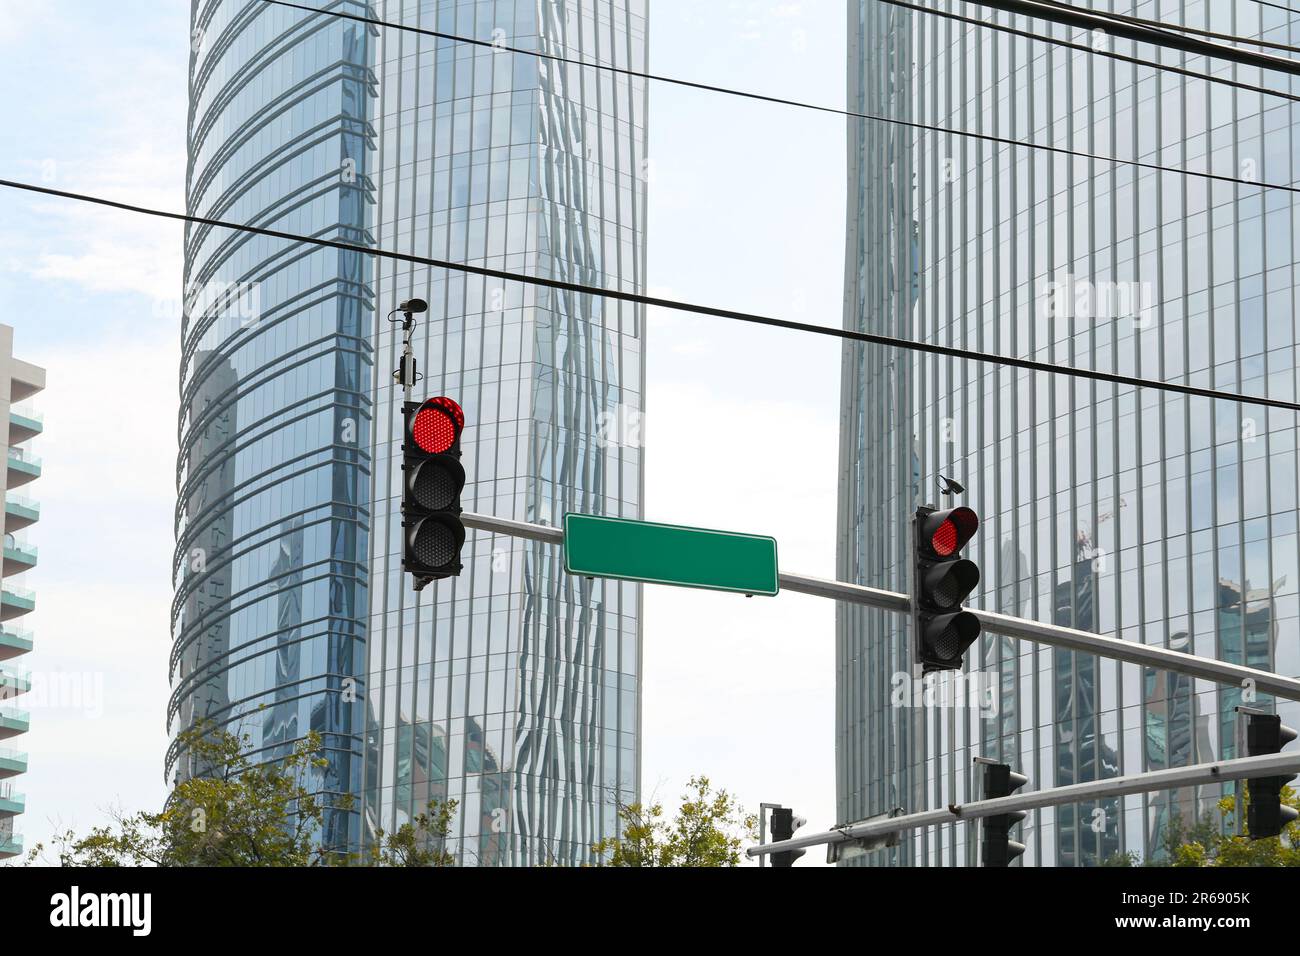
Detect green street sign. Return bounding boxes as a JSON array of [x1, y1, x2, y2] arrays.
[[563, 513, 779, 596]]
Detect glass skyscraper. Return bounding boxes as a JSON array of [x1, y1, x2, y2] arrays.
[[838, 0, 1300, 865], [172, 0, 647, 866], [172, 0, 374, 849], [362, 0, 648, 867]]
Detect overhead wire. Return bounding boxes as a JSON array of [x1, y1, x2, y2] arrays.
[[3, 175, 1297, 414], [878, 0, 1300, 106], [1031, 0, 1300, 54], [261, 0, 1300, 197]]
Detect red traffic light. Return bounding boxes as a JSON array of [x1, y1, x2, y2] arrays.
[[927, 507, 979, 556], [411, 397, 464, 454], [913, 504, 981, 673]]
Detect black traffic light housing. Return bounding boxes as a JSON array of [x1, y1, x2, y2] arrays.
[[912, 505, 981, 673], [1245, 712, 1298, 840], [402, 396, 466, 590], [979, 758, 1027, 867], [769, 807, 806, 868]]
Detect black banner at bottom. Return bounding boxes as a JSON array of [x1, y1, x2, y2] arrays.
[[0, 864, 1289, 942]]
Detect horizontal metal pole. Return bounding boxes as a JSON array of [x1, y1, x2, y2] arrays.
[[780, 573, 1300, 703], [461, 513, 1300, 701], [463, 511, 564, 545], [747, 751, 1300, 857], [974, 607, 1300, 701], [779, 571, 910, 614]]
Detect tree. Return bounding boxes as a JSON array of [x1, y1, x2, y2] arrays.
[[1102, 786, 1300, 867], [1166, 786, 1300, 867], [43, 722, 336, 866], [590, 776, 757, 867], [28, 720, 457, 867], [363, 798, 458, 867]]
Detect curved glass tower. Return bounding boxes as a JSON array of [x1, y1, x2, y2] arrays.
[[839, 0, 1300, 865], [170, 0, 375, 849], [361, 0, 649, 867]]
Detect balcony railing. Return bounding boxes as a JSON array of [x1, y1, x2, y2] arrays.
[[0, 709, 29, 737], [0, 627, 32, 655], [0, 747, 26, 774], [2, 535, 36, 567], [5, 448, 40, 488], [0, 782, 25, 814], [0, 667, 30, 696], [4, 494, 38, 520], [1, 583, 34, 604], [7, 406, 41, 439], [0, 586, 35, 621]]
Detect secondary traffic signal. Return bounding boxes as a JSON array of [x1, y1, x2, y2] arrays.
[[1245, 712, 1298, 839], [770, 807, 806, 868], [912, 505, 981, 672], [402, 396, 466, 590], [979, 759, 1027, 867]]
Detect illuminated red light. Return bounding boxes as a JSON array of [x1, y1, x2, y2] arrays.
[[429, 396, 464, 431], [932, 520, 958, 556], [928, 506, 978, 557], [413, 402, 461, 454]]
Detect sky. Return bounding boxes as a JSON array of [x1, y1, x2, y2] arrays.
[[0, 0, 846, 864]]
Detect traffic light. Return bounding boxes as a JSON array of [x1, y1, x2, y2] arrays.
[[1245, 712, 1298, 839], [979, 759, 1027, 867], [402, 396, 466, 590], [912, 505, 981, 673], [769, 807, 806, 868]]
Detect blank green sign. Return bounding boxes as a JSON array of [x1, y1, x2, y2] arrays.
[[563, 513, 779, 596]]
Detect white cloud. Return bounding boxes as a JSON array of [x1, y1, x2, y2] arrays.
[[0, 2, 50, 46], [9, 140, 187, 306], [26, 333, 176, 513], [670, 339, 712, 356], [1, 20, 187, 307], [23, 217, 183, 305]]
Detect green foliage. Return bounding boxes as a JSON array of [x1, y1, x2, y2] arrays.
[[590, 776, 757, 867], [1107, 786, 1300, 867], [361, 799, 458, 867], [1163, 787, 1300, 867], [28, 721, 457, 867], [45, 722, 335, 866]]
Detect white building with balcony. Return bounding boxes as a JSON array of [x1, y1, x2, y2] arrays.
[[0, 324, 42, 860]]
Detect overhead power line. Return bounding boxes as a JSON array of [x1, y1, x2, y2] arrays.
[[3, 175, 1298, 414], [1250, 0, 1300, 19], [880, 0, 1300, 107], [1032, 0, 1300, 54], [261, 0, 1300, 196], [972, 0, 1300, 76]]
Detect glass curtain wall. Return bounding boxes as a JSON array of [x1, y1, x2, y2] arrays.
[[363, 0, 648, 866], [838, 0, 1300, 865], [171, 0, 375, 851]]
